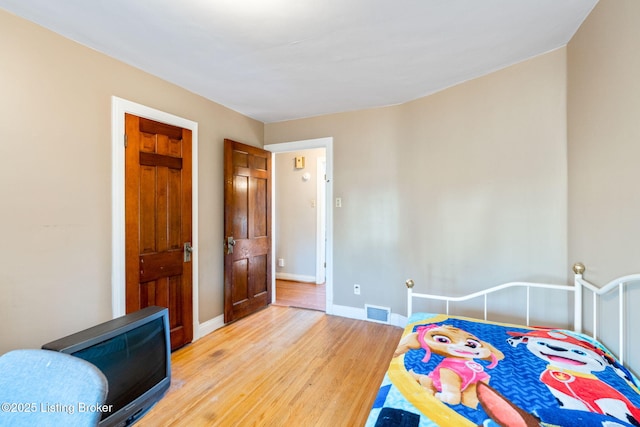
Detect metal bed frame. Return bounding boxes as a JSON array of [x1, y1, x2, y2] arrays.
[[405, 263, 640, 368]]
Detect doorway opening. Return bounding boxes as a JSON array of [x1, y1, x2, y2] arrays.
[[264, 138, 333, 314]]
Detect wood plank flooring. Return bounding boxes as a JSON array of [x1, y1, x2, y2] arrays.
[[273, 279, 325, 311], [137, 305, 402, 427]]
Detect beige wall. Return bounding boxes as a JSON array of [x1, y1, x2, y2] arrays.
[[0, 9, 263, 353], [567, 0, 640, 369], [266, 48, 570, 326], [567, 0, 640, 282]]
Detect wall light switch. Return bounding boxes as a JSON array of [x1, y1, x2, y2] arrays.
[[295, 156, 305, 169]]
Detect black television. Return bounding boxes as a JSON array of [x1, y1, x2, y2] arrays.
[[42, 306, 171, 427]]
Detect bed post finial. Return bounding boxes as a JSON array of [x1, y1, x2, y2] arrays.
[[572, 262, 585, 275], [405, 279, 415, 289]]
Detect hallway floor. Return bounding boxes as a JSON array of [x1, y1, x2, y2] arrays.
[[273, 279, 325, 311]]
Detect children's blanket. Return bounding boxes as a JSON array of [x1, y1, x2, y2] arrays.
[[366, 313, 640, 427]]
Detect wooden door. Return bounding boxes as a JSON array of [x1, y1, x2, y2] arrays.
[[224, 139, 272, 323], [125, 113, 193, 350]]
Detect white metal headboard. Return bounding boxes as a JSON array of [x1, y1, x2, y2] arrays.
[[572, 263, 640, 367], [405, 263, 640, 367]]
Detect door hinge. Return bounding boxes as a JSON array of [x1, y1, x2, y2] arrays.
[[124, 134, 128, 148]]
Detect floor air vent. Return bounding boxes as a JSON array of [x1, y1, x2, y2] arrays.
[[365, 304, 391, 324]]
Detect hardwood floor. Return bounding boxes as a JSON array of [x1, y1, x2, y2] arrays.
[[273, 279, 325, 311], [137, 305, 402, 427]]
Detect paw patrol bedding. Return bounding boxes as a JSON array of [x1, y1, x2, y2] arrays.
[[366, 313, 640, 427]]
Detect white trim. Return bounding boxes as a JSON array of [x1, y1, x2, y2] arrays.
[[111, 96, 200, 341], [316, 157, 326, 285], [276, 273, 316, 283], [330, 304, 362, 321], [264, 137, 334, 314], [331, 304, 405, 328], [198, 315, 225, 338]]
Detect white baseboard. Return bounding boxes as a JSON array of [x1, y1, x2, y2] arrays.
[[275, 272, 316, 283], [330, 304, 362, 320], [331, 304, 406, 328], [390, 312, 407, 327], [197, 314, 225, 339]]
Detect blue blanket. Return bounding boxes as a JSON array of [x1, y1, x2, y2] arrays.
[[367, 313, 640, 427]]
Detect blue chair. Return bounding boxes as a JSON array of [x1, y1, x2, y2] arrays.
[[0, 349, 108, 427]]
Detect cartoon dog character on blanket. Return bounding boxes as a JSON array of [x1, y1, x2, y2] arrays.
[[394, 324, 504, 409], [507, 329, 640, 426], [476, 382, 639, 427]]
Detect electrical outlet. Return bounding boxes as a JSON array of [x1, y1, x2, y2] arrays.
[[353, 284, 361, 295]]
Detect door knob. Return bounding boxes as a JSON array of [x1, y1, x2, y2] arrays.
[[226, 236, 236, 255], [184, 242, 193, 262]]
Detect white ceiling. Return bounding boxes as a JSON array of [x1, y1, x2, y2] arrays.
[[0, 0, 598, 123]]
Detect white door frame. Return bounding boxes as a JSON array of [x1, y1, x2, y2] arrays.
[[265, 137, 334, 314], [316, 157, 326, 285], [110, 96, 200, 339]]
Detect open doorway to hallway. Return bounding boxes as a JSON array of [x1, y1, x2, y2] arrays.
[[273, 148, 326, 311], [264, 137, 333, 314], [273, 279, 325, 311]]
